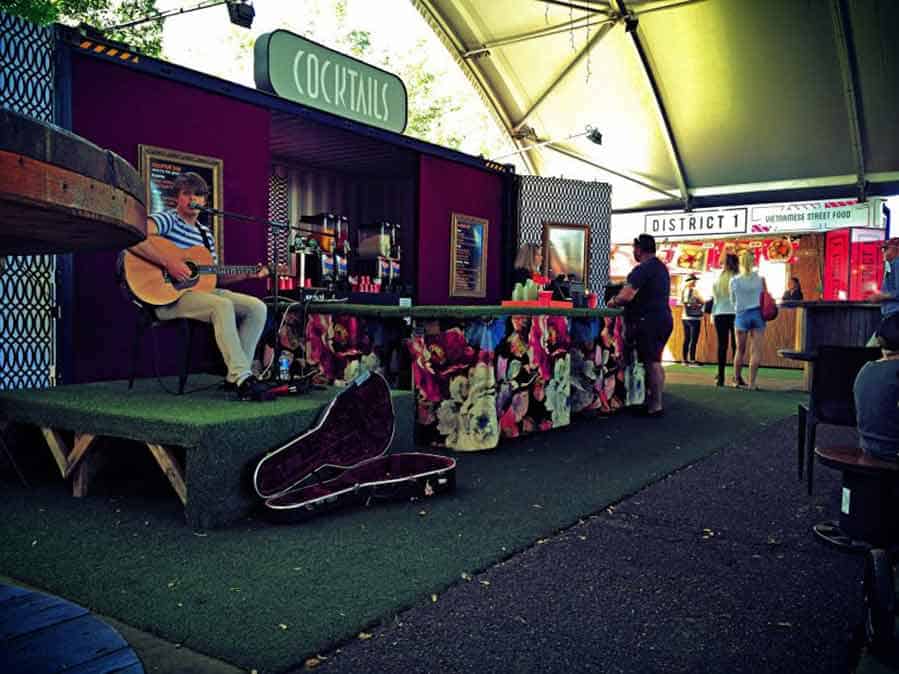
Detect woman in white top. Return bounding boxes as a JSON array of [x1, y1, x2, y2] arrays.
[[711, 253, 738, 386], [729, 250, 767, 389]]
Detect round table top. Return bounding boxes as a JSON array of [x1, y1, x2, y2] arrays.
[[0, 107, 146, 255]]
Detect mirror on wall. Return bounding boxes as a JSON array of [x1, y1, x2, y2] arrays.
[[543, 223, 589, 283]]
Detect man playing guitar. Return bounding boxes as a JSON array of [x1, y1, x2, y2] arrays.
[[127, 172, 271, 401]]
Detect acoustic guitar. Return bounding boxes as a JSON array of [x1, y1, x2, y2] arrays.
[[120, 238, 268, 306]]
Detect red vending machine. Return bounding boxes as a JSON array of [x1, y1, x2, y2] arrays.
[[824, 227, 885, 300]]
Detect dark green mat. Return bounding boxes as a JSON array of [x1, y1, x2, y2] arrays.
[[0, 384, 803, 673]]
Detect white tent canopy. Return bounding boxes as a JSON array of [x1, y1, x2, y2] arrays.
[[412, 0, 899, 212]]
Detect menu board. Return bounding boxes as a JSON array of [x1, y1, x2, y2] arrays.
[[139, 144, 224, 257], [449, 213, 488, 298]]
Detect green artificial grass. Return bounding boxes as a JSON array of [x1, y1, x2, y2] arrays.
[[0, 383, 803, 673], [663, 363, 805, 382]]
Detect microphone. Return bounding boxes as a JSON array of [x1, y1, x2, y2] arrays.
[[189, 201, 216, 213]]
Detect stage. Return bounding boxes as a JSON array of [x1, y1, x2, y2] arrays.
[[0, 375, 414, 528]]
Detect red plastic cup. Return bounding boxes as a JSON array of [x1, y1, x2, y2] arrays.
[[538, 290, 553, 307], [587, 293, 598, 309]]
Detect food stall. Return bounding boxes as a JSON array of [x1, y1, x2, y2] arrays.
[[51, 23, 627, 453], [609, 198, 888, 368]]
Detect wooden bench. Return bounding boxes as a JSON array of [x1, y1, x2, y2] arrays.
[[813, 446, 899, 551]]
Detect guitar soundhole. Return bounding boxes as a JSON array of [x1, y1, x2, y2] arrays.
[[171, 262, 200, 291]]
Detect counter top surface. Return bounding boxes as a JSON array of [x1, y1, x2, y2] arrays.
[[304, 302, 622, 319], [780, 300, 880, 309]]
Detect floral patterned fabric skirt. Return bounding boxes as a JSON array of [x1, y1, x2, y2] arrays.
[[302, 311, 627, 452]]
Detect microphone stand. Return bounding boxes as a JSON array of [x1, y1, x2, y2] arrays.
[[193, 203, 326, 382]]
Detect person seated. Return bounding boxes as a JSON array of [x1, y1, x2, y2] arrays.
[[782, 277, 804, 301], [854, 313, 899, 461], [512, 242, 543, 286]]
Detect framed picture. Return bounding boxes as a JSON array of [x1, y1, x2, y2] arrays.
[[138, 145, 225, 257], [449, 212, 489, 298], [544, 222, 589, 284]]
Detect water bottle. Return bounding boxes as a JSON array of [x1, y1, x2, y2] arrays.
[[278, 351, 291, 382]]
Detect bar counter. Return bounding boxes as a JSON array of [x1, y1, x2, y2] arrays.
[[780, 300, 881, 390], [301, 303, 625, 451], [668, 305, 802, 369]]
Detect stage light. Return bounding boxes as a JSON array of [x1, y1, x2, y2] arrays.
[[104, 0, 254, 33], [489, 124, 603, 162], [226, 1, 255, 29]]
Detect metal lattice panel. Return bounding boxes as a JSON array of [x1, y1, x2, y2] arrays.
[[0, 13, 54, 119], [0, 12, 57, 389], [0, 256, 56, 389], [518, 175, 612, 299], [268, 169, 290, 270]]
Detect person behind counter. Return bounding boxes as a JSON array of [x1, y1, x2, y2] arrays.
[[854, 313, 899, 461], [607, 233, 673, 417], [729, 250, 768, 390], [512, 242, 544, 286], [680, 274, 704, 366], [869, 237, 899, 319], [711, 253, 739, 387], [782, 277, 804, 301]]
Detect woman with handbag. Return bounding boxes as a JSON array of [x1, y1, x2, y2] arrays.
[[729, 250, 767, 390], [710, 253, 739, 386], [679, 274, 704, 366]]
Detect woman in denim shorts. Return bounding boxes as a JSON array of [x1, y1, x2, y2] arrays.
[[729, 250, 768, 389]]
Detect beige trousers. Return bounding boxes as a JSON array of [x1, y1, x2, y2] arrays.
[[155, 288, 267, 384]]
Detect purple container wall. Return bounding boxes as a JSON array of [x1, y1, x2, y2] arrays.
[[417, 154, 504, 305], [69, 55, 271, 383]]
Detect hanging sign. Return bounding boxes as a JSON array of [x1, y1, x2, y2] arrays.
[[748, 199, 873, 233], [254, 30, 408, 134], [644, 208, 747, 238]]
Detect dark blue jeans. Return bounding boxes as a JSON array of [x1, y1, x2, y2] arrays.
[[682, 319, 701, 363]]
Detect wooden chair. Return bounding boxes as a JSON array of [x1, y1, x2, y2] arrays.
[[798, 345, 881, 494], [128, 302, 196, 395]]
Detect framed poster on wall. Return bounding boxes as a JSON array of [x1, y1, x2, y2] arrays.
[[138, 144, 224, 257], [449, 212, 488, 298]]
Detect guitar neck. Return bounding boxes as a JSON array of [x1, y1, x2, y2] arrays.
[[195, 265, 261, 276]]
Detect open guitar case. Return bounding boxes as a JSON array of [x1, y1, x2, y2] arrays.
[[253, 371, 456, 521]]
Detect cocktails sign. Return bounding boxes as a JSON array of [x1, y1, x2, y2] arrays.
[[254, 30, 408, 134]]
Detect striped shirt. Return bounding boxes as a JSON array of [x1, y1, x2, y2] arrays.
[[150, 209, 217, 263]]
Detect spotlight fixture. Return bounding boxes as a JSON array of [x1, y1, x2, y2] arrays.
[[226, 0, 255, 29], [489, 124, 602, 162], [105, 0, 254, 33]]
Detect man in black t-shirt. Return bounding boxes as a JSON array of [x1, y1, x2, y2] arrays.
[[607, 234, 674, 417]]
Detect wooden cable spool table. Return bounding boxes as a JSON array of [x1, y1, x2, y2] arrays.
[[0, 106, 146, 255]]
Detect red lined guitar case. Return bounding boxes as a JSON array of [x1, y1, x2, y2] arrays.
[[253, 371, 456, 520]]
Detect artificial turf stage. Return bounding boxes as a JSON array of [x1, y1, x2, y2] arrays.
[[0, 380, 804, 673]]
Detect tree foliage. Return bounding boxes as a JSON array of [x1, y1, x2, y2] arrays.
[[1, 0, 163, 57]]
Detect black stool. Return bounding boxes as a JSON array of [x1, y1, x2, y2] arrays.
[[128, 303, 195, 395]]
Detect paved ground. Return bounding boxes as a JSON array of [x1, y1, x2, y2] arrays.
[[304, 421, 863, 674]]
